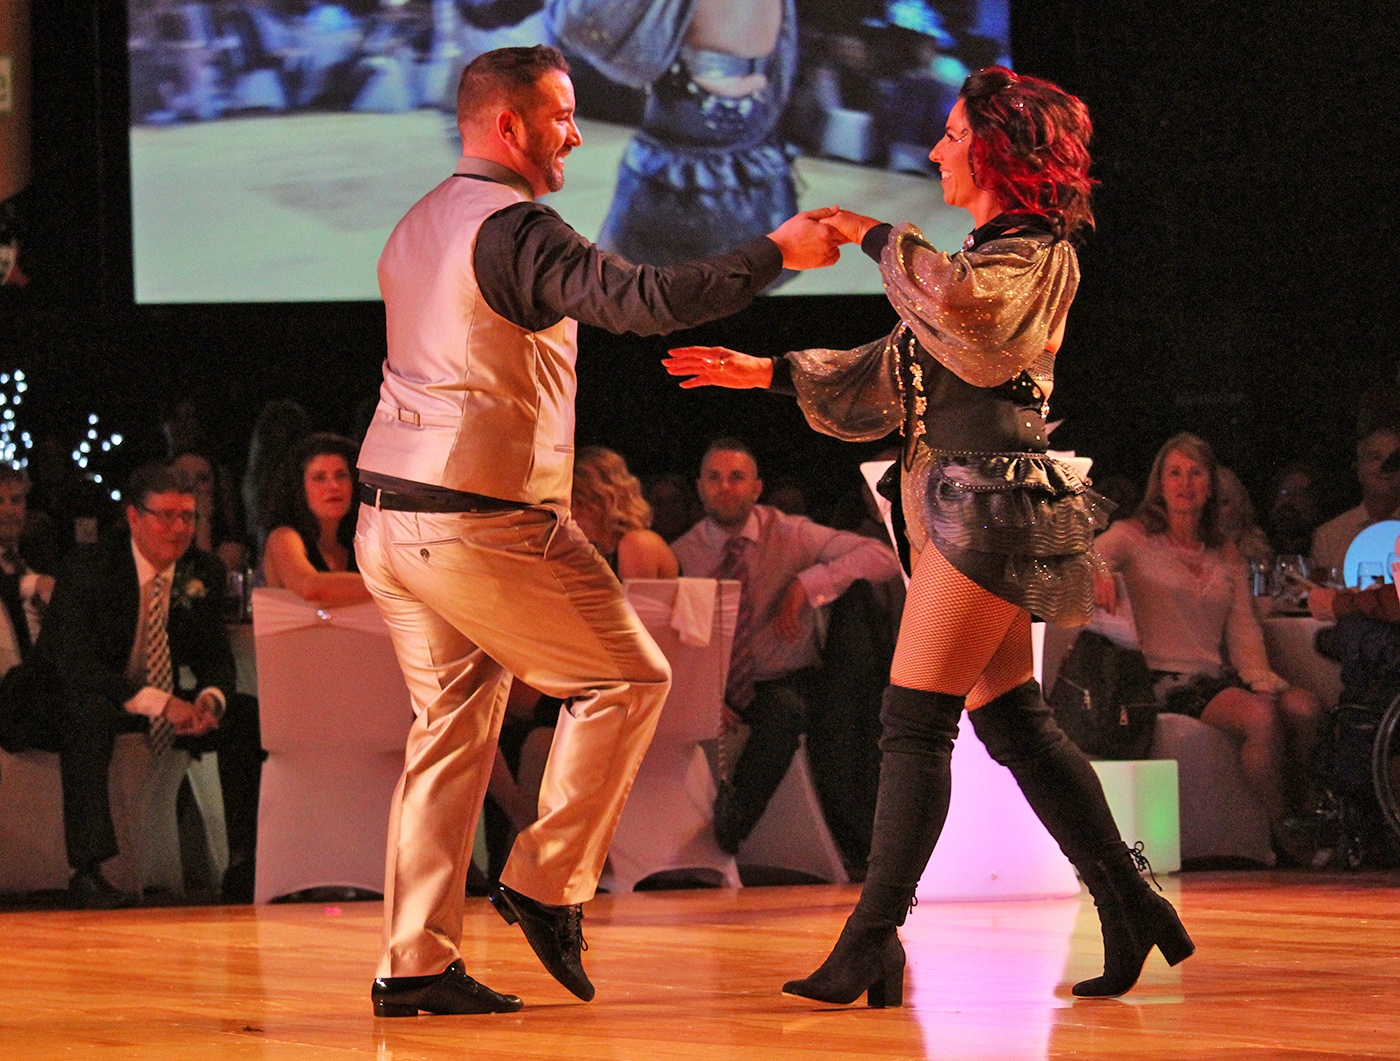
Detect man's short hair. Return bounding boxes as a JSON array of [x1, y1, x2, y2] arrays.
[[456, 45, 569, 128], [701, 437, 759, 471], [0, 465, 29, 491], [125, 462, 196, 510]]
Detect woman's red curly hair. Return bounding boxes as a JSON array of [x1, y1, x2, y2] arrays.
[[961, 66, 1097, 241]]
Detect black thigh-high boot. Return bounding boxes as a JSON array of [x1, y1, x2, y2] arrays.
[[782, 685, 964, 1007], [969, 680, 1194, 997]]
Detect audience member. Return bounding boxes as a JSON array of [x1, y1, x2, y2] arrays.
[[0, 463, 262, 906], [1265, 460, 1324, 560], [764, 478, 810, 517], [1311, 425, 1400, 578], [570, 447, 678, 578], [0, 466, 54, 678], [240, 398, 311, 549], [643, 471, 703, 543], [25, 434, 115, 551], [160, 398, 245, 549], [671, 438, 902, 860], [172, 450, 250, 574], [1217, 465, 1274, 569], [261, 432, 369, 605], [1096, 433, 1323, 864]]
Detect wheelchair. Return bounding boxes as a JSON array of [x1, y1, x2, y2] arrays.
[[1312, 691, 1400, 870]]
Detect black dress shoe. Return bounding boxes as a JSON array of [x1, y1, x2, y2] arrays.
[[221, 855, 255, 905], [371, 959, 523, 1017], [68, 868, 133, 910], [490, 883, 594, 1001]]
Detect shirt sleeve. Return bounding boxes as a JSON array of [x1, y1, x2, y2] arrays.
[[1333, 583, 1400, 623], [1094, 521, 1138, 571], [1222, 555, 1285, 691], [879, 222, 1079, 388], [474, 201, 783, 335], [196, 687, 228, 718], [791, 518, 903, 607], [125, 686, 171, 718], [861, 223, 893, 262]]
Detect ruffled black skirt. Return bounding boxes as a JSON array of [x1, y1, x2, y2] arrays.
[[903, 449, 1114, 626]]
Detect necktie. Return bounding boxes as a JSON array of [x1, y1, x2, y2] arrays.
[[716, 536, 756, 711], [145, 573, 176, 755]]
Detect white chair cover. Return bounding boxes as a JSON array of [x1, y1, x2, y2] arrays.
[[734, 734, 851, 884], [601, 579, 741, 892], [0, 736, 207, 896], [251, 589, 413, 902]]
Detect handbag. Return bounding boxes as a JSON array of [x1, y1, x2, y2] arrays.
[[1049, 630, 1158, 760]]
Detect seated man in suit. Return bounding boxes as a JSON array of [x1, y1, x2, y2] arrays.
[[0, 466, 54, 676], [671, 439, 902, 862], [0, 462, 257, 907]]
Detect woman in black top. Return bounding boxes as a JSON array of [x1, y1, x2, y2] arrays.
[[261, 432, 369, 605], [667, 66, 1191, 1005]]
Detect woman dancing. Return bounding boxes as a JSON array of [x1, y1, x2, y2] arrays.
[[664, 66, 1192, 1004]]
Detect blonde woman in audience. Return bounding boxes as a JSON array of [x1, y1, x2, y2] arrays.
[[261, 433, 370, 605], [571, 446, 679, 579], [1097, 433, 1322, 861]]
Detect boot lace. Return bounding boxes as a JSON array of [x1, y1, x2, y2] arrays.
[[1129, 840, 1162, 892], [562, 905, 589, 953]]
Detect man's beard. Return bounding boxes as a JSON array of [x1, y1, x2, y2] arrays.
[[527, 141, 566, 193]]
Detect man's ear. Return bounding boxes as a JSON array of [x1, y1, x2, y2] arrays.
[[495, 108, 522, 148]]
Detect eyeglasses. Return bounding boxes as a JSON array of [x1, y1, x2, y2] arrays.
[[139, 506, 197, 527]]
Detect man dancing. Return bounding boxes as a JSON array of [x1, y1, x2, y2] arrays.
[[356, 44, 844, 1016]]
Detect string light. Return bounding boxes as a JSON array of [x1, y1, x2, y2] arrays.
[[0, 370, 125, 500]]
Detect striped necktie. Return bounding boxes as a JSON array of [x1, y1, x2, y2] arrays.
[[145, 573, 176, 755], [717, 536, 756, 711]]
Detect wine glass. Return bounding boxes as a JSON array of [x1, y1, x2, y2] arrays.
[[1273, 554, 1308, 609], [1357, 561, 1386, 588]]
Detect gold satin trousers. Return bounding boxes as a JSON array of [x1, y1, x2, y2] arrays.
[[356, 503, 670, 978]]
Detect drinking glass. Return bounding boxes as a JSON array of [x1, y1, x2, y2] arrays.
[[1357, 561, 1386, 588], [1273, 554, 1308, 608]]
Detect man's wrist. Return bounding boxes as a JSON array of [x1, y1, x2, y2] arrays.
[[125, 686, 174, 718]]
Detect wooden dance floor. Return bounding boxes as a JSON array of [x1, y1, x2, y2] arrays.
[[2, 871, 1398, 1059]]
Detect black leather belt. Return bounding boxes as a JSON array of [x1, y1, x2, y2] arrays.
[[358, 482, 523, 513]]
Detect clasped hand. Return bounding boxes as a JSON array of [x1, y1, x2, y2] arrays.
[[767, 206, 883, 270], [164, 693, 221, 737], [670, 208, 886, 388]]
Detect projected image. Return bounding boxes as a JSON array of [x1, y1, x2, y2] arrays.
[[126, 0, 1009, 303]]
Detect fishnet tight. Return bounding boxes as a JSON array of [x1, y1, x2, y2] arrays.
[[890, 545, 1035, 710]]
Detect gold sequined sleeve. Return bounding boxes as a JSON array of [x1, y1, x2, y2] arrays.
[[785, 334, 904, 442], [880, 222, 1079, 388]]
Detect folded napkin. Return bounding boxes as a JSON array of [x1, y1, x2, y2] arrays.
[[670, 578, 717, 647]]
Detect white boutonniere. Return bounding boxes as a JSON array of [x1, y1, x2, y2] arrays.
[[171, 576, 208, 610]]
